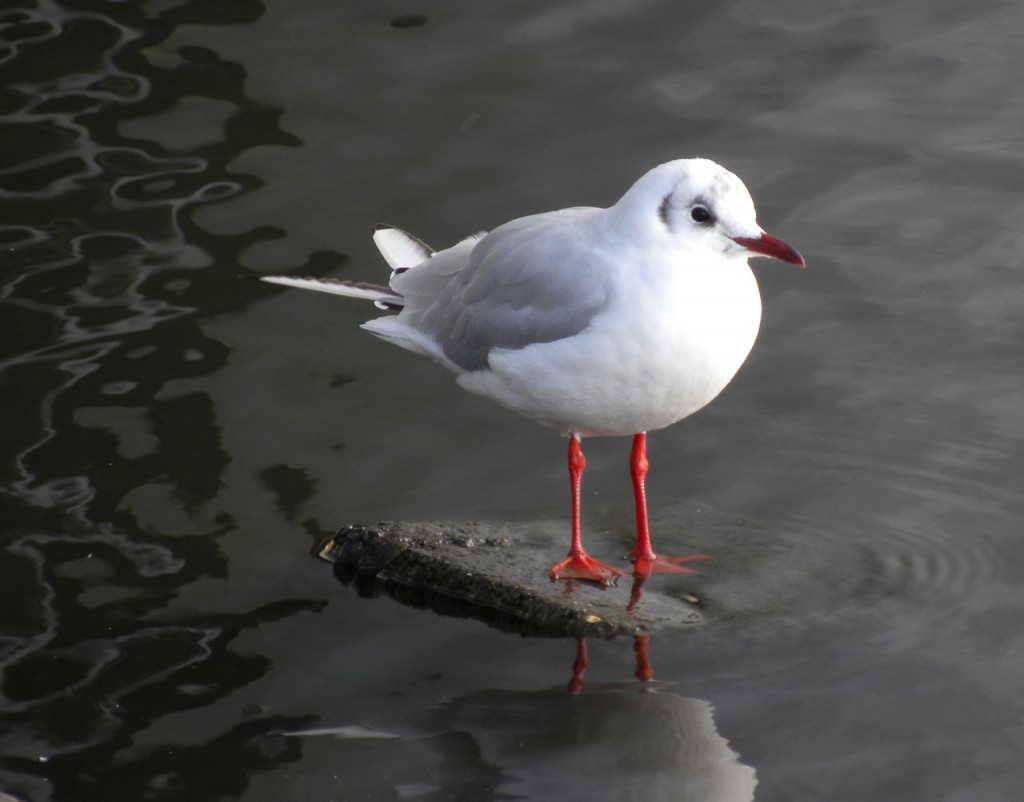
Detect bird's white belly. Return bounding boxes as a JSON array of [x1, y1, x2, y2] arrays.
[[458, 262, 762, 436]]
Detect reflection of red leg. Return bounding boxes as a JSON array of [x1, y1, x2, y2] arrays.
[[549, 435, 624, 584], [626, 570, 649, 613], [628, 432, 712, 575], [568, 638, 588, 694], [634, 633, 654, 682]]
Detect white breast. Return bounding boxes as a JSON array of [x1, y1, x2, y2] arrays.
[[458, 252, 762, 437]]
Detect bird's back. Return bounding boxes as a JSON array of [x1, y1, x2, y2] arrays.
[[365, 206, 613, 373]]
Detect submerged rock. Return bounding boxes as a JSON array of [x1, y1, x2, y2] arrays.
[[318, 521, 705, 640]]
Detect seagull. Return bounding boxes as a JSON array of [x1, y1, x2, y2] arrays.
[[261, 158, 805, 584]]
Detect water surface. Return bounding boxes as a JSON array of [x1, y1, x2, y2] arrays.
[[2, 1, 1023, 800]]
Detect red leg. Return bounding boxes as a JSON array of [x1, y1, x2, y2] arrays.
[[549, 435, 624, 584], [627, 433, 711, 575], [630, 433, 655, 561]]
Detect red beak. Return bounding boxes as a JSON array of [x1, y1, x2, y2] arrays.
[[731, 233, 806, 268]]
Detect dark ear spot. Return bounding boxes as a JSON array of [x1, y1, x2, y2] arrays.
[[658, 193, 672, 227]]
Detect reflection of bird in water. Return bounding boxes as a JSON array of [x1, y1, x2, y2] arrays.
[[429, 680, 757, 801], [286, 635, 756, 801], [262, 159, 803, 584]]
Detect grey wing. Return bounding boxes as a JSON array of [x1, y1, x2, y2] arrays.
[[418, 208, 612, 371]]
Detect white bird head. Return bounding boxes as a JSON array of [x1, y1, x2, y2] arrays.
[[610, 158, 805, 267]]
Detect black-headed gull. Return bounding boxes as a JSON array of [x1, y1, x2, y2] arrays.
[[262, 158, 805, 584]]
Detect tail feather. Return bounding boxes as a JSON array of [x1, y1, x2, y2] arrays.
[[261, 225, 440, 312], [260, 275, 404, 310], [373, 224, 434, 269]]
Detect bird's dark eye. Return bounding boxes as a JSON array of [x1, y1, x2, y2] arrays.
[[691, 205, 713, 224]]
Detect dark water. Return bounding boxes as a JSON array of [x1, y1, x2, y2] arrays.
[[2, 1, 1023, 800]]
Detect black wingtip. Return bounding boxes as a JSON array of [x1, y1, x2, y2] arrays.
[[372, 222, 395, 232]]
